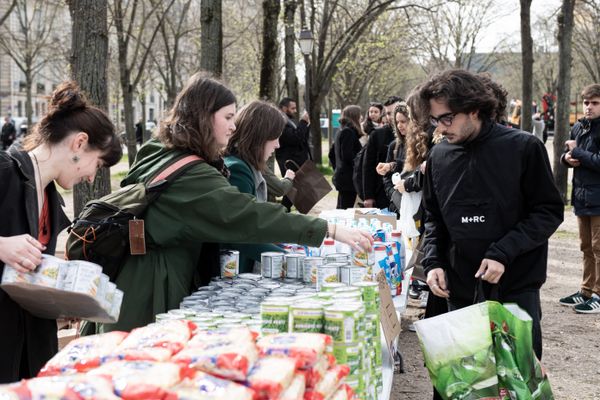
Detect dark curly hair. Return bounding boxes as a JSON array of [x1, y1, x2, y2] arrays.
[[478, 72, 508, 123], [419, 69, 498, 122]]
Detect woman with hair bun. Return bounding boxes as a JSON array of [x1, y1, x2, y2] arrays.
[[0, 81, 122, 382]]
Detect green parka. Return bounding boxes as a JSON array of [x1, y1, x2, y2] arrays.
[[104, 140, 326, 331]]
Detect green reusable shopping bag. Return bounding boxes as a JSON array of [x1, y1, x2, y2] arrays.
[[488, 302, 554, 399]]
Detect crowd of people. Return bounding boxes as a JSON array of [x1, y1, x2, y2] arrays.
[[1, 68, 599, 399]]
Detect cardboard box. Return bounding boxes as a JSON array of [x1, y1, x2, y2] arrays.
[[353, 208, 398, 227]]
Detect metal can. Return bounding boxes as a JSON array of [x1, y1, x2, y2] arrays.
[[302, 256, 324, 285], [332, 342, 362, 375], [220, 249, 240, 278], [320, 282, 346, 292], [284, 254, 305, 280], [260, 299, 290, 334], [261, 252, 285, 279], [352, 281, 380, 303], [324, 304, 361, 343], [317, 264, 340, 291], [340, 266, 370, 285], [325, 253, 351, 264], [289, 302, 324, 333]]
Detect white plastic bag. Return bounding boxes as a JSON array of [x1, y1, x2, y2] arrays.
[[398, 191, 422, 238]]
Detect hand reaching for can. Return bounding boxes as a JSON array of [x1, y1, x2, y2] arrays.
[[330, 224, 374, 252]]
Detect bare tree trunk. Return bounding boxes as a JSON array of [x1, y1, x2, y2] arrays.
[[68, 0, 111, 217], [122, 87, 137, 163], [553, 0, 575, 203], [306, 56, 321, 163], [25, 71, 32, 129], [259, 0, 280, 101], [520, 0, 533, 133], [200, 0, 222, 77], [283, 0, 298, 105]]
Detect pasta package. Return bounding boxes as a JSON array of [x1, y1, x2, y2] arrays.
[[257, 333, 332, 369], [25, 374, 118, 399], [303, 365, 350, 400], [87, 360, 189, 400], [246, 357, 299, 400], [114, 320, 195, 361], [39, 331, 129, 376], [276, 374, 305, 400], [169, 370, 255, 400]]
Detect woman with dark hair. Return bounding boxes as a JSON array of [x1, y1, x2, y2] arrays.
[[362, 102, 383, 136], [0, 81, 122, 382], [333, 105, 365, 209], [103, 73, 373, 332], [223, 100, 294, 272]]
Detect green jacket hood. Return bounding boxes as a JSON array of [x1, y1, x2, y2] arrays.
[[121, 139, 187, 187]]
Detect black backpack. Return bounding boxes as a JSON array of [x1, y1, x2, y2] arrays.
[[352, 144, 368, 200], [65, 154, 203, 281]]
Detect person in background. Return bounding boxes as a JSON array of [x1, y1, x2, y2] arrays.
[[1, 116, 17, 150], [223, 100, 294, 272], [102, 73, 373, 332], [559, 84, 600, 313], [362, 102, 383, 136], [0, 81, 122, 382], [532, 113, 545, 142], [419, 69, 563, 360], [332, 105, 364, 209], [275, 97, 312, 211], [263, 165, 295, 203], [135, 119, 144, 145], [362, 96, 402, 209]]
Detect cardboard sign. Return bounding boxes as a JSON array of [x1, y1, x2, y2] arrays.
[[377, 271, 401, 357]]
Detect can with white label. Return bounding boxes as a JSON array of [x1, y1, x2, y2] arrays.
[[220, 249, 240, 278], [261, 252, 285, 279], [284, 254, 305, 280]]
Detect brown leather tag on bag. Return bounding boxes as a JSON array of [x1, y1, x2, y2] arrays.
[[129, 219, 146, 255]]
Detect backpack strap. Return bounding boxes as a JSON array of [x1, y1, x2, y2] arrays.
[[147, 154, 204, 191]]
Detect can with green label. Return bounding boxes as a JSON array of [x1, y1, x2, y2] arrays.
[[332, 342, 361, 375], [260, 299, 290, 334], [352, 281, 379, 302], [289, 302, 324, 333], [324, 304, 360, 343]]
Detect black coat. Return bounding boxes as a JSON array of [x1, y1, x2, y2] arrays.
[[362, 124, 395, 207], [275, 118, 312, 174], [382, 139, 406, 212], [332, 125, 362, 192], [0, 150, 70, 382], [422, 120, 564, 301], [561, 117, 600, 216]]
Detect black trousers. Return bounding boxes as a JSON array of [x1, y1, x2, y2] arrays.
[[337, 190, 356, 209], [447, 289, 543, 360]]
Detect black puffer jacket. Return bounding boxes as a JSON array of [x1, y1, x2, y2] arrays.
[[422, 120, 564, 301], [362, 125, 395, 208], [561, 117, 600, 216], [332, 125, 362, 192]]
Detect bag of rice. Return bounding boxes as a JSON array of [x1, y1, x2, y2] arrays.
[[169, 370, 255, 400], [303, 365, 350, 400], [0, 382, 30, 399], [297, 354, 335, 389], [277, 374, 306, 400], [25, 374, 118, 399], [39, 331, 129, 376], [246, 357, 299, 400], [174, 327, 259, 381], [114, 320, 194, 361], [88, 360, 189, 400], [257, 333, 332, 369], [328, 384, 356, 400]]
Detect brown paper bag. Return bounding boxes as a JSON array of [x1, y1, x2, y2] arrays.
[[285, 160, 332, 214]]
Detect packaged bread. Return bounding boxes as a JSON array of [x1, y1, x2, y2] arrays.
[[113, 320, 194, 361], [257, 333, 332, 368], [174, 327, 258, 381], [39, 331, 129, 376], [169, 370, 255, 400], [246, 356, 299, 400], [277, 374, 305, 400], [25, 374, 118, 399], [87, 360, 188, 400]]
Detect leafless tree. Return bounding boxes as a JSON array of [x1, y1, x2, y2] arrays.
[[110, 0, 175, 165], [259, 0, 280, 101], [572, 0, 600, 83], [0, 0, 17, 27], [0, 0, 62, 128], [283, 0, 299, 106], [554, 0, 575, 202], [67, 0, 112, 216], [520, 0, 533, 132], [201, 0, 223, 77]]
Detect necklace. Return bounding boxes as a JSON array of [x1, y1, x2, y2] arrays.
[[31, 153, 47, 235]]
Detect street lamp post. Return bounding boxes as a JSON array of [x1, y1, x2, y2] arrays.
[[298, 27, 314, 157]]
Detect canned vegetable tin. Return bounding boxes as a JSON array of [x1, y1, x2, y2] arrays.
[[220, 249, 240, 278], [260, 299, 290, 334], [289, 302, 324, 333], [302, 256, 324, 285], [284, 254, 305, 280], [316, 264, 340, 291], [324, 304, 361, 343], [261, 252, 285, 279]]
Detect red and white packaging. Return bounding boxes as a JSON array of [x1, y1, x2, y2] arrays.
[[328, 384, 356, 400], [39, 331, 129, 376], [113, 320, 195, 361], [276, 374, 306, 400], [246, 357, 299, 400], [297, 354, 335, 389], [303, 365, 350, 400], [257, 333, 332, 369], [25, 374, 118, 399], [168, 370, 256, 400], [0, 382, 30, 400]]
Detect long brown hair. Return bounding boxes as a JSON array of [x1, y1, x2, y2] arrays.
[[403, 90, 430, 171], [339, 105, 364, 136], [393, 103, 410, 159], [225, 100, 287, 171], [24, 81, 121, 167], [157, 72, 236, 162]]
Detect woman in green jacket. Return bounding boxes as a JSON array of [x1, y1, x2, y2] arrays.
[[223, 100, 295, 272], [103, 73, 373, 332]]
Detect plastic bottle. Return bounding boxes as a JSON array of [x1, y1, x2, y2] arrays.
[[320, 238, 337, 258]]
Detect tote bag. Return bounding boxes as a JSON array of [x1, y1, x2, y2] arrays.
[[285, 160, 332, 214]]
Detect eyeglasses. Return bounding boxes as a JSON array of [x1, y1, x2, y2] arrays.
[[430, 112, 456, 127]]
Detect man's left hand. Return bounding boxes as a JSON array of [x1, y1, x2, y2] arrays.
[[475, 258, 505, 284], [565, 139, 576, 151]]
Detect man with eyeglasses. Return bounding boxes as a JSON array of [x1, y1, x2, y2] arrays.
[[559, 84, 600, 314], [362, 95, 402, 208], [418, 69, 563, 360]]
